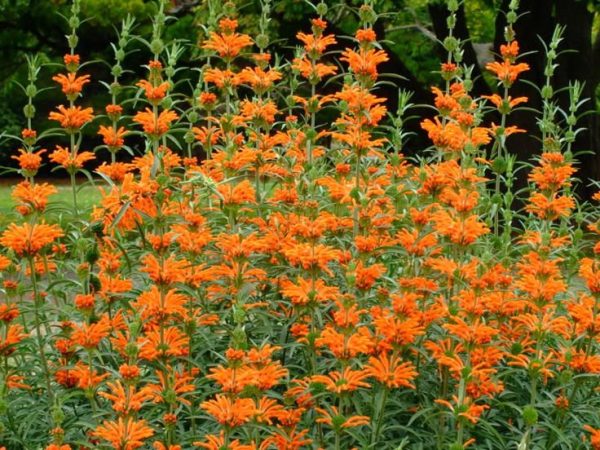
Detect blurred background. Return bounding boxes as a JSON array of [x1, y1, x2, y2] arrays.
[[0, 0, 599, 197]]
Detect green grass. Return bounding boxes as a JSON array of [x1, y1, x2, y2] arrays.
[[0, 182, 103, 227]]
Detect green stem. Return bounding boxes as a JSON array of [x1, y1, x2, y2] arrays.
[[28, 256, 54, 404]]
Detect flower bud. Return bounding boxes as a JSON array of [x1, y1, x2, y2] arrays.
[[522, 405, 538, 426]]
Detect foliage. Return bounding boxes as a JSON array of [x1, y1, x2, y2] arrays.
[[2, 1, 600, 450]]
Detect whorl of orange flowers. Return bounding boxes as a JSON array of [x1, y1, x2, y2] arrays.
[[202, 18, 253, 59], [0, 222, 63, 255], [49, 105, 94, 131]]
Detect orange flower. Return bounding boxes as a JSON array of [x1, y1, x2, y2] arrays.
[[64, 53, 80, 70], [311, 367, 370, 393], [365, 353, 417, 389], [356, 28, 377, 43], [0, 324, 27, 355], [146, 367, 197, 406], [280, 277, 339, 306], [136, 80, 170, 103], [236, 66, 282, 93], [106, 103, 123, 119], [141, 253, 188, 285], [421, 117, 491, 153], [296, 29, 337, 56], [98, 125, 127, 150], [71, 315, 111, 349], [0, 302, 18, 321], [133, 286, 188, 322], [49, 105, 94, 131], [201, 394, 256, 427], [193, 431, 256, 450], [99, 380, 155, 414], [528, 152, 576, 191], [292, 56, 338, 80], [340, 47, 389, 81], [238, 99, 278, 125], [482, 94, 528, 111], [315, 406, 370, 429], [70, 362, 110, 389], [202, 18, 253, 59], [444, 317, 498, 344], [282, 242, 341, 276], [153, 444, 181, 450], [584, 425, 600, 449], [203, 68, 240, 88], [93, 418, 154, 450], [486, 60, 529, 85], [137, 326, 189, 361], [354, 262, 386, 290], [12, 148, 46, 176], [526, 192, 574, 221], [435, 395, 489, 424], [0, 222, 63, 255], [431, 210, 490, 245], [217, 179, 256, 205], [133, 108, 178, 137], [52, 72, 91, 98], [580, 258, 600, 293], [49, 145, 95, 170], [11, 181, 57, 215]]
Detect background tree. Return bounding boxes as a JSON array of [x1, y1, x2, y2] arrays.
[[0, 0, 599, 197]]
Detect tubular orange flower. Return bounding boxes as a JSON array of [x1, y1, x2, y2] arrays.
[[137, 326, 189, 361], [11, 181, 57, 215], [71, 315, 111, 349], [526, 192, 575, 221], [133, 108, 178, 137], [237, 99, 278, 125], [236, 66, 282, 93], [200, 394, 256, 427], [193, 431, 256, 450], [296, 28, 337, 56], [70, 362, 110, 389], [97, 162, 134, 182], [52, 72, 91, 97], [365, 353, 417, 389], [486, 60, 529, 85], [435, 396, 489, 424], [431, 210, 490, 245], [340, 47, 389, 81], [92, 418, 154, 450], [280, 277, 340, 306], [0, 324, 27, 355], [147, 367, 197, 406], [49, 145, 95, 170], [64, 53, 80, 70], [98, 125, 127, 150], [202, 18, 253, 59], [528, 152, 576, 191], [99, 380, 155, 414], [292, 56, 338, 80], [49, 105, 94, 131], [0, 222, 63, 255], [133, 286, 188, 322], [12, 148, 46, 176], [311, 367, 370, 393], [584, 425, 600, 449], [136, 80, 170, 103], [482, 93, 528, 111], [315, 406, 370, 429]]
